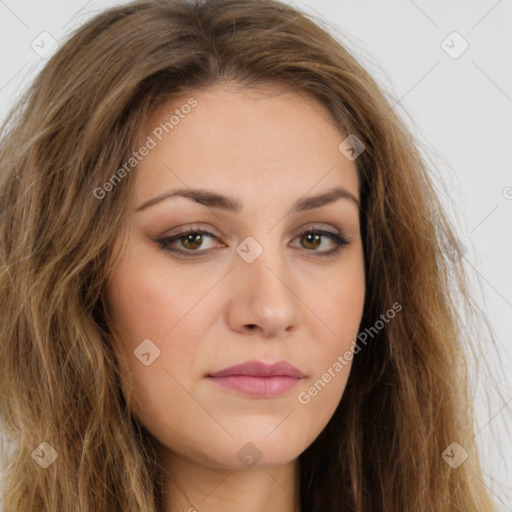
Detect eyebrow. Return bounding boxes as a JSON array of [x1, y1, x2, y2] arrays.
[[135, 185, 360, 213]]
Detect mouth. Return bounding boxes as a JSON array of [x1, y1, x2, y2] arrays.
[[206, 360, 306, 398]]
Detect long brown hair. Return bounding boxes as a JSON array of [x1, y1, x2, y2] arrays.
[[0, 0, 501, 510]]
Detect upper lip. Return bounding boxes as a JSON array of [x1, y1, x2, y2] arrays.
[[208, 360, 305, 379]]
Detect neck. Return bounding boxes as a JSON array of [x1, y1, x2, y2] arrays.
[[160, 450, 301, 512]]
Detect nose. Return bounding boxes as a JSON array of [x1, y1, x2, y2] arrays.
[[225, 242, 302, 338]]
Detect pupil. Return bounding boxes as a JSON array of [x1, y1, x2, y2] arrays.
[[184, 233, 201, 249], [304, 233, 320, 249]]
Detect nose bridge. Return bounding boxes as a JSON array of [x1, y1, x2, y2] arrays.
[[239, 228, 292, 288], [244, 239, 288, 296]]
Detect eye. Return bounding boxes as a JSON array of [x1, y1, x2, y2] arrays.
[[290, 228, 350, 257], [156, 228, 221, 256], [156, 225, 351, 258]]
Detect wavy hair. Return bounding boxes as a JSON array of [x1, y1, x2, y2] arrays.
[[0, 0, 500, 510]]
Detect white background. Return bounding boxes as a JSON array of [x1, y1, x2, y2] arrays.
[[0, 0, 511, 509]]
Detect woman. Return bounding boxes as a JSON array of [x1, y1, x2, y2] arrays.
[[0, 0, 500, 510]]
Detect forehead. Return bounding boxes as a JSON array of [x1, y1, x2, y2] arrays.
[[134, 82, 360, 206]]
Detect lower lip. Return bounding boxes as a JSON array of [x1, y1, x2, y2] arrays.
[[207, 375, 302, 397]]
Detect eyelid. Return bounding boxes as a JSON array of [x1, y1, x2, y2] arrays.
[[162, 223, 224, 239], [293, 222, 344, 237]]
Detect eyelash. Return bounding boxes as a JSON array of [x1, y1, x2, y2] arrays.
[[156, 225, 351, 258]]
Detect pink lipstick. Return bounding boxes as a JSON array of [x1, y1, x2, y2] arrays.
[[207, 360, 305, 398]]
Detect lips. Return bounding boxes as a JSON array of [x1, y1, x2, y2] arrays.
[[208, 360, 305, 378], [207, 360, 306, 398]]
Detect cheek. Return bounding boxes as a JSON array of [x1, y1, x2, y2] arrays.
[[104, 245, 217, 410], [316, 260, 365, 349], [295, 294, 362, 429], [106, 246, 201, 344], [304, 260, 365, 400], [105, 259, 205, 437]]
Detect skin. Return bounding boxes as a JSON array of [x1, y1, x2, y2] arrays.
[[105, 81, 365, 512]]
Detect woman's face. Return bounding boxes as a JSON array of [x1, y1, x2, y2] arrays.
[[105, 82, 365, 470]]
